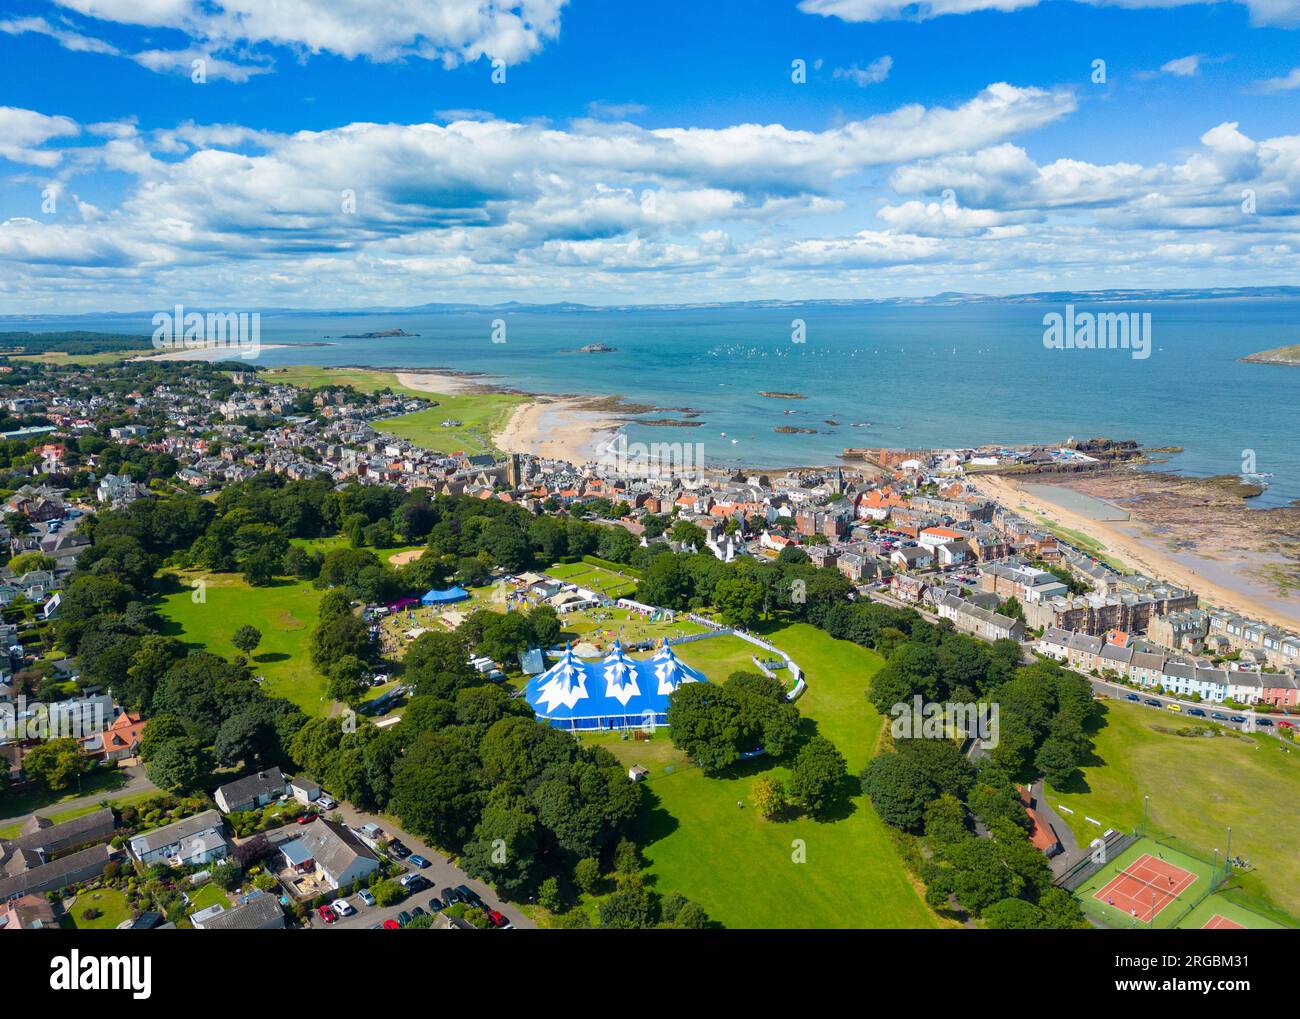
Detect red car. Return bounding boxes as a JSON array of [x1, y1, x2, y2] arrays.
[[1279, 720, 1296, 729], [317, 905, 338, 924], [382, 919, 401, 930], [296, 814, 314, 825], [485, 909, 508, 928]]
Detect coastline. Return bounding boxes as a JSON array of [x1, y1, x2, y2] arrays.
[[971, 473, 1300, 631], [393, 369, 625, 462]]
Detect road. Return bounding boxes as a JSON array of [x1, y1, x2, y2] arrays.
[[257, 803, 535, 930], [0, 762, 156, 831], [1083, 673, 1294, 740]]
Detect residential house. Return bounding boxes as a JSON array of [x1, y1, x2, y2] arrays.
[[128, 810, 229, 868], [191, 892, 285, 930], [281, 818, 380, 891], [214, 767, 288, 814]]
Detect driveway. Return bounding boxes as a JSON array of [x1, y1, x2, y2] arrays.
[[256, 805, 535, 930]]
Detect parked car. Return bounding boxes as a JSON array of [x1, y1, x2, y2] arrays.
[[1166, 703, 1181, 713], [428, 897, 445, 912], [1211, 712, 1229, 721], [410, 906, 427, 918], [405, 875, 431, 894], [357, 888, 376, 907], [1187, 708, 1206, 717], [1229, 715, 1247, 724], [382, 919, 400, 930], [315, 795, 338, 810], [296, 814, 315, 825], [1144, 699, 1162, 707], [316, 905, 338, 924], [388, 840, 411, 859], [1125, 693, 1140, 702], [440, 886, 456, 905], [408, 854, 431, 869], [1278, 720, 1296, 729], [331, 898, 356, 917], [1256, 717, 1273, 727], [397, 911, 413, 928], [485, 909, 508, 928]]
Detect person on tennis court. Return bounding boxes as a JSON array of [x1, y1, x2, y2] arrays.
[[1107, 896, 1115, 906]]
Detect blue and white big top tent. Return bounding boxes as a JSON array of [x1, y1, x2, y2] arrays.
[[525, 641, 708, 731]]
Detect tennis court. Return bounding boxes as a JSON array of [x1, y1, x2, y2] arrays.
[[1074, 838, 1214, 928], [1176, 893, 1291, 930]]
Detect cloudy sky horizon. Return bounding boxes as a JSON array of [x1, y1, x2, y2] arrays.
[[1, 0, 1298, 312]]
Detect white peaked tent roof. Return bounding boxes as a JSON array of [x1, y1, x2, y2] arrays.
[[525, 641, 706, 722]]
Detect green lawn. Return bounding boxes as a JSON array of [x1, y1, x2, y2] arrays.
[[376, 394, 525, 456], [270, 364, 525, 455], [1046, 699, 1300, 919], [583, 622, 937, 929], [156, 571, 330, 716], [546, 562, 640, 600], [187, 882, 230, 914], [13, 349, 154, 365], [65, 888, 134, 930]]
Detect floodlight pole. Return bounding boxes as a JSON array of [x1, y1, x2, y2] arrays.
[[1225, 827, 1233, 870], [1141, 795, 1148, 835]]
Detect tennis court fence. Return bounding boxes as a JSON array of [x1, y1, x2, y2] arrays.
[[1056, 829, 1137, 892]]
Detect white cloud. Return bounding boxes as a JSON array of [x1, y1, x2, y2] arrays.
[[798, 0, 1300, 29], [47, 0, 569, 78], [833, 56, 893, 86], [0, 14, 121, 54], [1253, 67, 1300, 92], [1160, 54, 1201, 76], [0, 106, 80, 166]]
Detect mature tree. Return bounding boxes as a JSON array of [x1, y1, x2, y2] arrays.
[[983, 897, 1045, 929], [145, 737, 210, 792], [232, 625, 263, 656], [310, 612, 370, 669], [573, 857, 602, 896], [23, 738, 93, 790], [598, 873, 655, 929], [751, 775, 786, 820], [787, 736, 847, 819], [461, 787, 541, 897], [714, 575, 764, 629], [861, 752, 932, 832], [527, 604, 562, 648], [666, 683, 740, 774]]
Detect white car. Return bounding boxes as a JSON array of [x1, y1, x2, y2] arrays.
[[331, 898, 356, 917], [357, 889, 376, 907], [315, 795, 338, 810]]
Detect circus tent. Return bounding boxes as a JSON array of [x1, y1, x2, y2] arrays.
[[525, 641, 707, 731]]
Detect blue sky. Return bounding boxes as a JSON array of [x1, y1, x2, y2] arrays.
[[1, 0, 1298, 310]]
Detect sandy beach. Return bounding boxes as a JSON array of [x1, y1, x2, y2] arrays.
[[493, 398, 624, 465], [972, 473, 1300, 631]]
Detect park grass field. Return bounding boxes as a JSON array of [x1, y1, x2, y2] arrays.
[[266, 366, 430, 397], [155, 570, 330, 716], [582, 622, 936, 929], [1046, 698, 1300, 919]]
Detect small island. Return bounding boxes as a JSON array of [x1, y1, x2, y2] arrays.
[[336, 328, 417, 339], [1240, 344, 1300, 366], [759, 390, 806, 399], [774, 425, 816, 434], [579, 343, 617, 353]]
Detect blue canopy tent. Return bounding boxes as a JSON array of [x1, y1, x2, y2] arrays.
[[525, 641, 708, 731], [421, 585, 470, 606]]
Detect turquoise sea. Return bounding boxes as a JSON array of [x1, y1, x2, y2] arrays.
[[10, 299, 1300, 506]]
